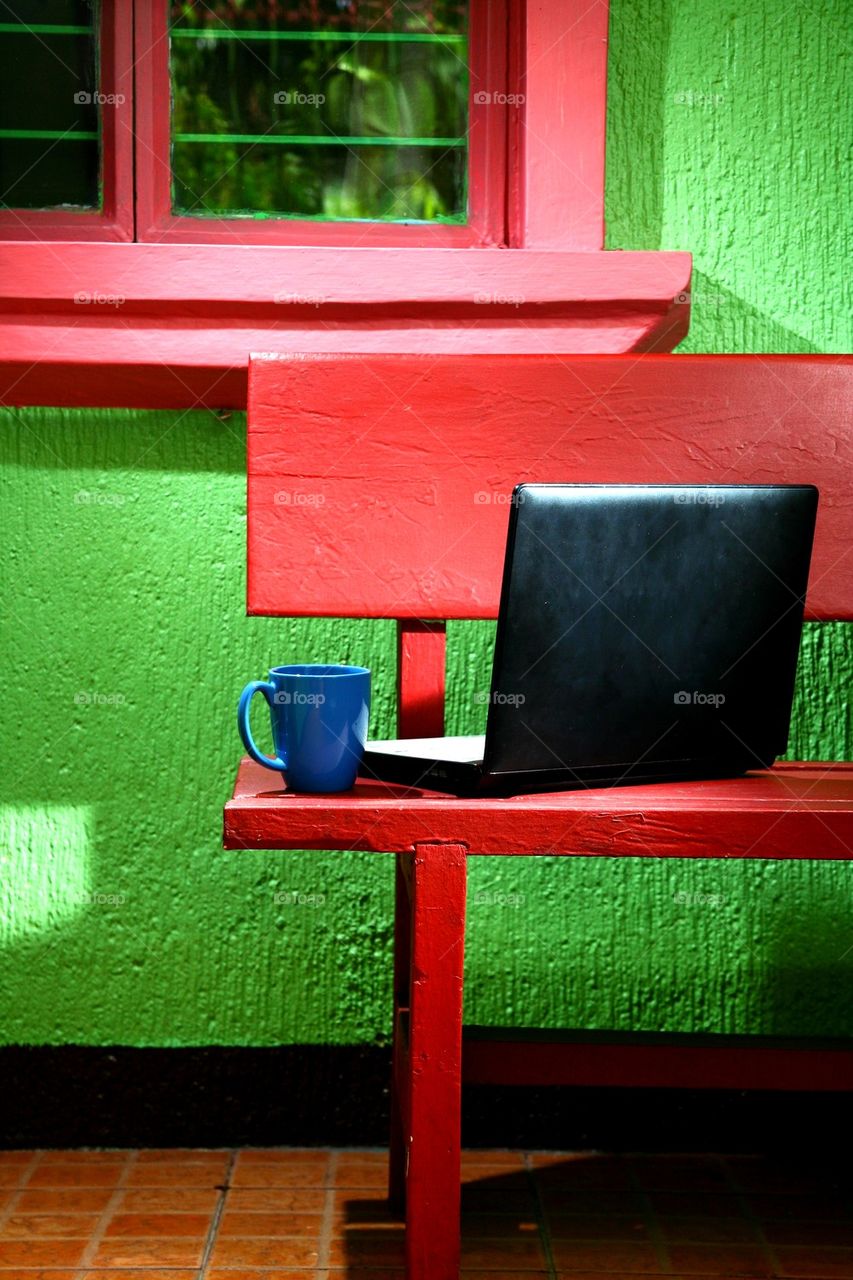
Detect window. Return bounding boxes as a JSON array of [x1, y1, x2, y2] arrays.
[[169, 2, 469, 224], [1, 0, 507, 245], [0, 1, 133, 239]]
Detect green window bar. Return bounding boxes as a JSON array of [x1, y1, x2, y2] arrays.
[[171, 29, 466, 44], [169, 0, 469, 224], [0, 2, 101, 210]]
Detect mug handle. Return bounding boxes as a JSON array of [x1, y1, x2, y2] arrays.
[[237, 681, 287, 772]]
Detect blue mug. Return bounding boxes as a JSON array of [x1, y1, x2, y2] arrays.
[[238, 664, 371, 793]]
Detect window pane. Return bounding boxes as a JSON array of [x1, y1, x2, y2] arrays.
[[169, 1, 468, 223], [0, 1, 100, 210]]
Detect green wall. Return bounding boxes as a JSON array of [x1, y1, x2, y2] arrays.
[[1, 0, 851, 1047]]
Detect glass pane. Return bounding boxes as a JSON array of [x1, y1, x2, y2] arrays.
[[0, 1, 100, 211], [169, 1, 468, 223]]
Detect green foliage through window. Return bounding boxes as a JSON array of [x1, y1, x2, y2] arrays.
[[169, 0, 469, 223]]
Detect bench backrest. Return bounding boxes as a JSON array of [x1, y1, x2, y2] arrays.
[[248, 353, 852, 732]]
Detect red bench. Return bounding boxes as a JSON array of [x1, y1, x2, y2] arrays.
[[226, 352, 853, 1280]]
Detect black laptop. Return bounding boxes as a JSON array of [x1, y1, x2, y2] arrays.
[[359, 484, 819, 796]]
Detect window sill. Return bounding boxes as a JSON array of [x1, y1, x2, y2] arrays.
[[0, 242, 691, 408]]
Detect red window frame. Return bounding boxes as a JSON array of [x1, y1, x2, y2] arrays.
[[0, 3, 134, 242], [134, 0, 509, 247]]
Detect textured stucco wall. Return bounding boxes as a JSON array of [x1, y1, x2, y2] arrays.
[[1, 0, 851, 1046]]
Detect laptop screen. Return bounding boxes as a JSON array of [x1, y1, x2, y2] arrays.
[[483, 485, 818, 779]]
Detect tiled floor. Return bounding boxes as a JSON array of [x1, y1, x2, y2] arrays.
[[0, 1147, 850, 1278]]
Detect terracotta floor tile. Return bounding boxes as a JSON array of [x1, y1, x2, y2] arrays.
[[461, 1164, 529, 1188], [81, 1273, 199, 1280], [647, 1191, 745, 1217], [667, 1242, 776, 1274], [766, 1221, 853, 1248], [207, 1272, 333, 1280], [749, 1191, 852, 1221], [547, 1213, 651, 1241], [209, 1272, 405, 1280], [535, 1159, 632, 1189], [0, 1168, 25, 1188], [0, 1272, 77, 1280], [776, 1247, 853, 1278], [550, 1241, 663, 1272], [460, 1237, 548, 1269], [236, 1148, 333, 1164], [0, 1212, 100, 1238], [0, 1151, 36, 1164], [629, 1156, 730, 1192], [460, 1211, 540, 1237], [726, 1158, 825, 1194], [229, 1163, 327, 1189], [461, 1273, 550, 1280], [225, 1188, 327, 1212], [657, 1215, 762, 1244], [326, 1233, 407, 1267], [125, 1159, 229, 1187], [217, 1209, 324, 1236], [0, 1239, 89, 1266], [461, 1150, 527, 1168], [461, 1185, 537, 1212], [209, 1236, 321, 1266], [89, 1237, 206, 1266], [27, 1161, 125, 1187], [332, 1157, 390, 1188], [103, 1210, 212, 1236], [114, 1187, 220, 1212], [15, 1188, 115, 1213], [541, 1188, 646, 1214], [40, 1149, 127, 1164], [136, 1147, 228, 1162]]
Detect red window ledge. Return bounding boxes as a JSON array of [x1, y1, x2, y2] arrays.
[[0, 243, 690, 410]]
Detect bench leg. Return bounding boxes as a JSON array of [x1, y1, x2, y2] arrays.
[[404, 841, 467, 1280], [388, 851, 410, 1213]]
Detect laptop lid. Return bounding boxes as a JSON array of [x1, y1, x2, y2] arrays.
[[481, 484, 818, 783]]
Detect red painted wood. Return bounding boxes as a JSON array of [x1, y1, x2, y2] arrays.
[[512, 0, 610, 249], [463, 1036, 853, 1091], [388, 853, 412, 1212], [225, 758, 853, 860], [397, 621, 447, 739], [134, 0, 508, 248], [0, 245, 690, 408], [405, 842, 466, 1280], [0, 0, 134, 242], [247, 353, 853, 622]]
